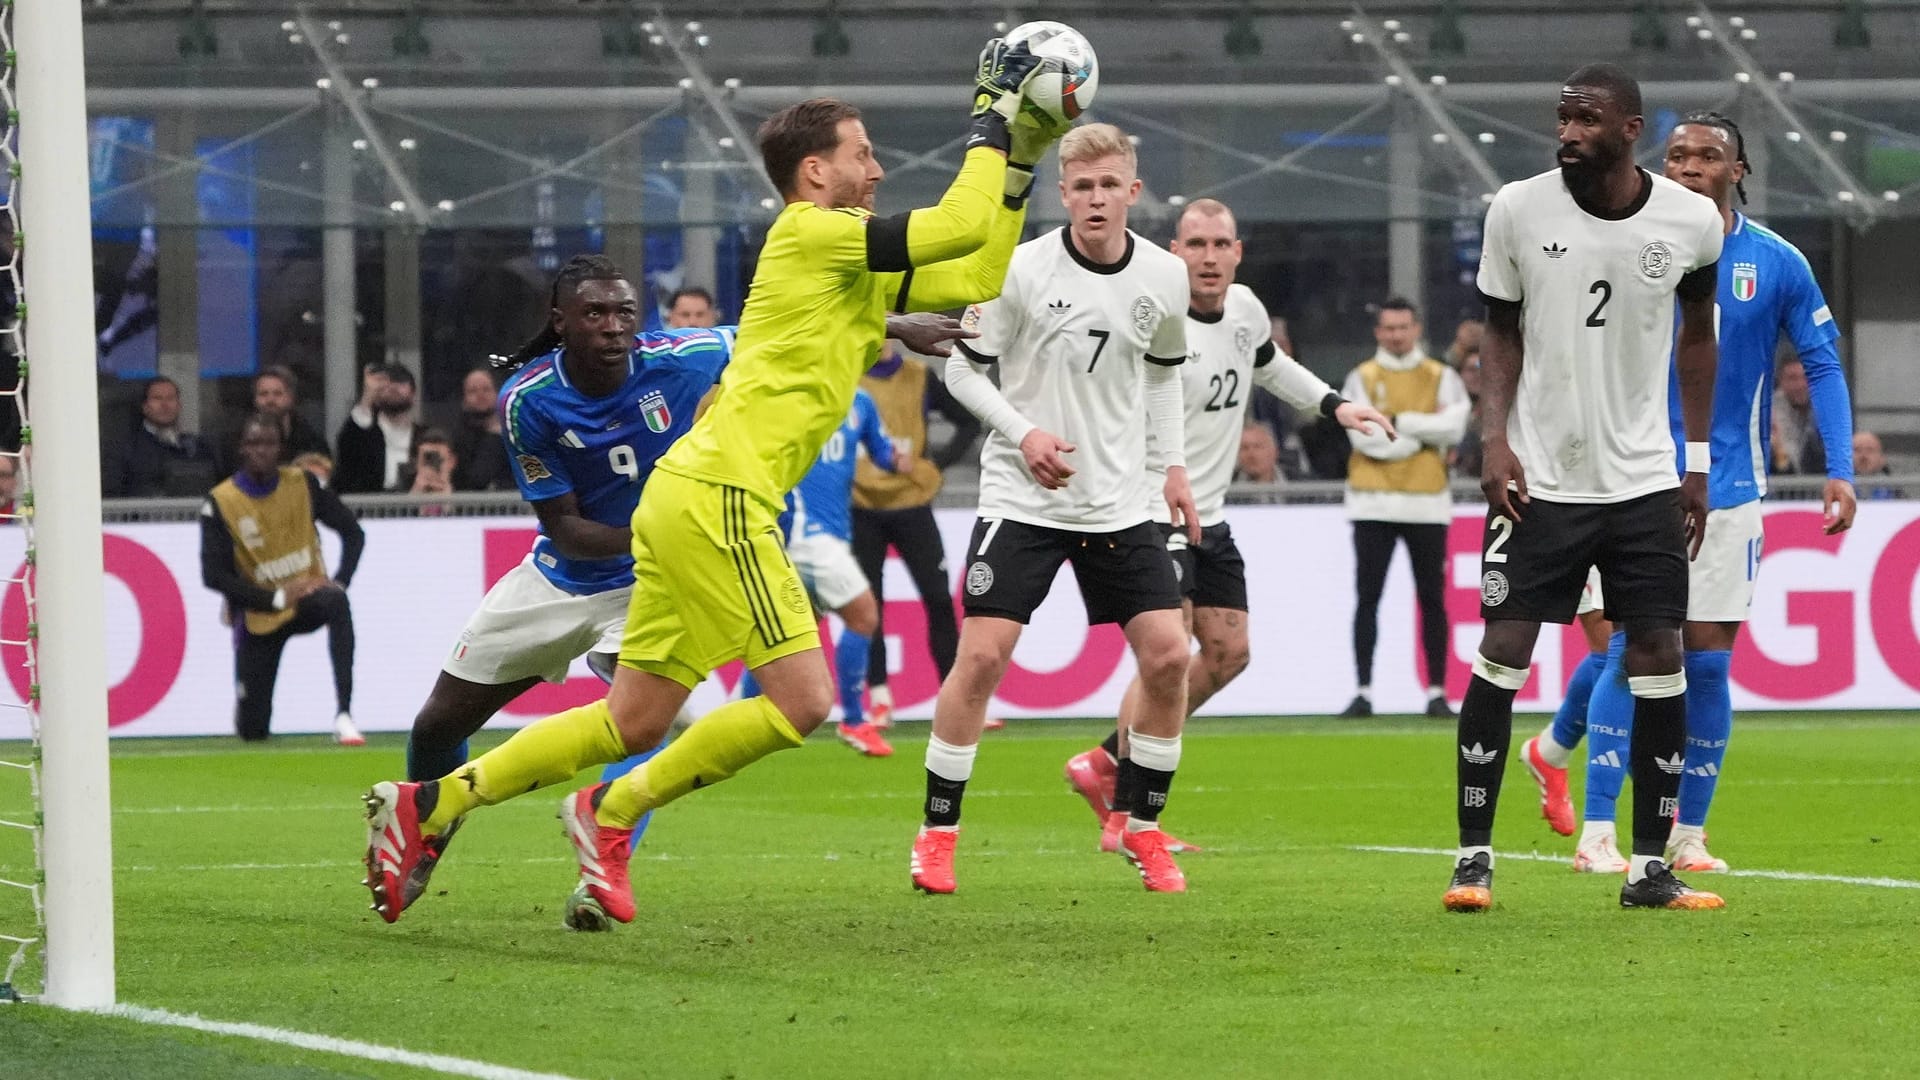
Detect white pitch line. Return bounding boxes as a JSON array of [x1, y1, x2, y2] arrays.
[[101, 1004, 588, 1080], [1349, 844, 1920, 890]]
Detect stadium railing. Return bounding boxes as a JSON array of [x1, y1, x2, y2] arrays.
[[97, 474, 1913, 523]]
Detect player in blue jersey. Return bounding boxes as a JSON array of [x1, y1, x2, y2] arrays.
[[1521, 113, 1857, 875], [787, 386, 907, 757]]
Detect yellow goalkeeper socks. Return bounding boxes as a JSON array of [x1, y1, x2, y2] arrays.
[[594, 696, 803, 829], [422, 699, 626, 834]]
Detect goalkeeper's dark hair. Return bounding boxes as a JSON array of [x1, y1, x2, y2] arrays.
[[493, 254, 631, 375], [1677, 110, 1751, 205], [758, 98, 863, 199]]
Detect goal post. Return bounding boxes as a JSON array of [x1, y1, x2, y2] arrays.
[[15, 0, 116, 1009]]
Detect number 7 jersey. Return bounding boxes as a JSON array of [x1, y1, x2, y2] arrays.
[[959, 227, 1190, 532]]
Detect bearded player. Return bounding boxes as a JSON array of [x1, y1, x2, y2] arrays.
[[1061, 197, 1393, 853]]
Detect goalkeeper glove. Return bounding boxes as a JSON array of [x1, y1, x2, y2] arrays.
[[1003, 111, 1069, 209], [967, 37, 1043, 155]]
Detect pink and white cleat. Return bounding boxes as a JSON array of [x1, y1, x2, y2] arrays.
[[558, 784, 636, 931]]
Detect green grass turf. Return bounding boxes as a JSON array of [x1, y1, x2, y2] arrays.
[[3, 713, 1919, 1079]]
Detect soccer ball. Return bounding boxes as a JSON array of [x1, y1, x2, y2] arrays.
[[1005, 20, 1098, 125]]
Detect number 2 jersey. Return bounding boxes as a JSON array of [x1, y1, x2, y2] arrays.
[[501, 327, 735, 594], [1477, 168, 1722, 503], [959, 227, 1190, 532]]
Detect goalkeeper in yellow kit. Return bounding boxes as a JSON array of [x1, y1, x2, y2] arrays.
[[362, 37, 1069, 928]]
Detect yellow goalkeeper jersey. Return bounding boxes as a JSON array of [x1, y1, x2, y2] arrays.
[[657, 146, 1024, 507]]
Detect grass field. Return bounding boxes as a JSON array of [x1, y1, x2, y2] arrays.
[[3, 713, 1918, 1079]]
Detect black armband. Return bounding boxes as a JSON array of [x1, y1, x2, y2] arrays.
[[1253, 341, 1277, 368], [866, 212, 914, 274], [955, 340, 998, 366], [1319, 391, 1345, 420], [1676, 261, 1718, 303], [1145, 353, 1185, 368]]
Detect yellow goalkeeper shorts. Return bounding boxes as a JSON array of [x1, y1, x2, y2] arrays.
[[618, 469, 820, 688]]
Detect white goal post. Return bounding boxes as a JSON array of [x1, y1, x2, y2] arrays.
[[17, 0, 116, 1008]]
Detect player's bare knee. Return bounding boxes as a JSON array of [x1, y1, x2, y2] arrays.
[[1622, 620, 1683, 676], [1136, 636, 1189, 692], [1207, 639, 1251, 685], [1476, 620, 1539, 670]]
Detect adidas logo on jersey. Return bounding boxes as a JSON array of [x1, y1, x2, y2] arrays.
[[1047, 299, 1073, 314], [1460, 743, 1499, 765], [1656, 753, 1685, 775], [1590, 749, 1622, 768], [1543, 243, 1568, 259]]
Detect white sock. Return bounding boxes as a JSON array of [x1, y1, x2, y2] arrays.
[[870, 684, 892, 710], [1356, 685, 1371, 700], [1579, 820, 1616, 846], [1426, 685, 1445, 701], [924, 735, 977, 784], [1628, 854, 1663, 884], [1456, 844, 1493, 866], [1536, 723, 1573, 769]]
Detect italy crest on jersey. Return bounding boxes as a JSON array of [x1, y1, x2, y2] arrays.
[[1732, 262, 1758, 302], [640, 390, 672, 433]]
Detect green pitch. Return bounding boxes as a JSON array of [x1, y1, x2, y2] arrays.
[[3, 713, 1917, 1079]]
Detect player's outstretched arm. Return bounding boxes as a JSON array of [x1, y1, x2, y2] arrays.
[[1674, 277, 1718, 558], [1477, 297, 1529, 520], [1338, 368, 1416, 460], [888, 203, 1026, 313], [884, 312, 976, 357]]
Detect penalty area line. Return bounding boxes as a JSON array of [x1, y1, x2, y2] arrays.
[[1349, 844, 1920, 890], [101, 1004, 588, 1080]]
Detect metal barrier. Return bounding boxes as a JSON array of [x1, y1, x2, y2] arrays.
[[99, 473, 1911, 523]]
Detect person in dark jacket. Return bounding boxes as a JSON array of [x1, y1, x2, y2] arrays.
[[105, 376, 220, 497], [335, 363, 424, 494]]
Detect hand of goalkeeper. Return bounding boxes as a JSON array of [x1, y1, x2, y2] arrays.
[[966, 37, 1044, 155]]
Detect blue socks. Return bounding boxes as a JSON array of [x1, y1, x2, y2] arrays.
[[406, 736, 469, 783], [1582, 632, 1632, 822], [1678, 649, 1733, 828], [835, 629, 871, 727], [600, 746, 660, 853], [738, 669, 763, 699], [1550, 650, 1606, 753]]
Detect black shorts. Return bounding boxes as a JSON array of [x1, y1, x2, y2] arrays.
[[1156, 521, 1249, 612], [1478, 489, 1688, 624], [961, 517, 1182, 626]]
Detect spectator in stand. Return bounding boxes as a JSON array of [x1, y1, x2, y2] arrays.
[[1234, 421, 1283, 484], [335, 363, 424, 493], [1449, 348, 1485, 479], [1445, 317, 1484, 369], [1245, 315, 1318, 480], [850, 338, 982, 727], [241, 365, 331, 468], [1339, 297, 1468, 720], [1769, 357, 1825, 475], [450, 368, 512, 492], [104, 376, 220, 497], [201, 413, 365, 744], [1853, 430, 1902, 500], [404, 428, 460, 515], [665, 286, 720, 329]]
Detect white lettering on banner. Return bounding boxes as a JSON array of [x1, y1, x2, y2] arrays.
[[0, 502, 1916, 739]]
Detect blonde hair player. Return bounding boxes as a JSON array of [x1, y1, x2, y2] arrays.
[[1062, 197, 1393, 853], [916, 123, 1200, 894]]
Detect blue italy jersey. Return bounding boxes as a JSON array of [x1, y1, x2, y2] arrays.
[[1669, 212, 1847, 508], [791, 388, 894, 543], [500, 327, 734, 593]]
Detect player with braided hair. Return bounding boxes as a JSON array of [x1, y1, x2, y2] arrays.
[[1521, 109, 1857, 876]]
